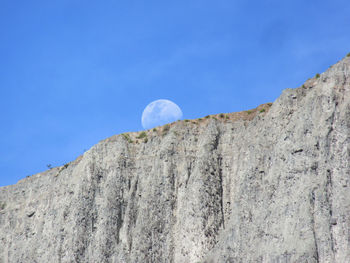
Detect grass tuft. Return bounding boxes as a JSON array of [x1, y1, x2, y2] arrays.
[[122, 133, 133, 143], [162, 124, 170, 136], [136, 131, 147, 139]]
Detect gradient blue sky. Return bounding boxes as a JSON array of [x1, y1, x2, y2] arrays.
[[1, 0, 349, 186]]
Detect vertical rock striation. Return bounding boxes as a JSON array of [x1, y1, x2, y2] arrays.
[[1, 56, 350, 262]]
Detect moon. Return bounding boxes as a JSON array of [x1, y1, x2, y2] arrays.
[[141, 99, 183, 130]]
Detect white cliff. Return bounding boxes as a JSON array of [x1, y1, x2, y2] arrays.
[[1, 56, 350, 262]]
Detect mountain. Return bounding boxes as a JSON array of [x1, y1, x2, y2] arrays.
[[1, 56, 350, 262]]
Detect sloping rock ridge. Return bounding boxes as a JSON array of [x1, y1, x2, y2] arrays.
[[1, 56, 350, 263]]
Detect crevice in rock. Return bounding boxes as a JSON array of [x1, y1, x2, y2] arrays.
[[326, 169, 335, 255], [26, 211, 35, 218], [57, 227, 65, 263], [324, 111, 335, 153], [310, 190, 319, 262], [217, 155, 225, 229], [185, 160, 193, 187], [212, 130, 220, 151], [127, 177, 139, 252], [212, 127, 225, 230], [324, 99, 337, 256], [292, 149, 303, 154]]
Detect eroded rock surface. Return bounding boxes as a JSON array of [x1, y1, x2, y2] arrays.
[[1, 57, 350, 262]]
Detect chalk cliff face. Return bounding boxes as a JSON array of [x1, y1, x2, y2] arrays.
[[1, 57, 350, 263]]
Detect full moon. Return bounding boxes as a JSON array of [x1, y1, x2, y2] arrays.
[[141, 99, 183, 130]]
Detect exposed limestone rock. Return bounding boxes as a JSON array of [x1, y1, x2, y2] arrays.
[[1, 56, 350, 262]]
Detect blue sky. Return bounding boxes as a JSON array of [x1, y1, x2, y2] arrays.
[[1, 0, 349, 186]]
